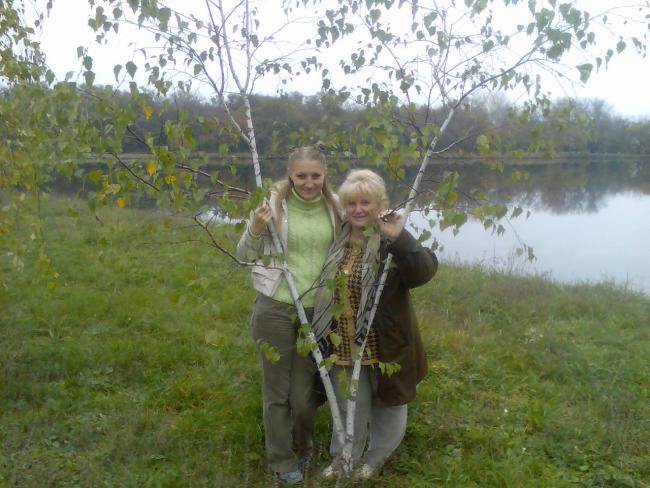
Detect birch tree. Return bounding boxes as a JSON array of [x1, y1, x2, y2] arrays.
[[80, 0, 351, 450], [2, 0, 649, 484], [299, 0, 650, 480]]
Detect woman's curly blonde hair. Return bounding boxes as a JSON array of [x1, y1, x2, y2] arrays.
[[337, 169, 389, 211]]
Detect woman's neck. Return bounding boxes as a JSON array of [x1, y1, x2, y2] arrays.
[[290, 187, 322, 203], [349, 226, 365, 242]]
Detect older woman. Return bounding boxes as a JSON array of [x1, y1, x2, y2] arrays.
[[236, 145, 341, 485], [312, 169, 438, 480]]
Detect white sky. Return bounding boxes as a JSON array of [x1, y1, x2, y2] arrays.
[[35, 0, 650, 118]]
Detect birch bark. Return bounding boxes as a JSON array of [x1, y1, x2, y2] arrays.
[[338, 107, 456, 480]]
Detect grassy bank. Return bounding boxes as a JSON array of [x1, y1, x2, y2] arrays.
[[1, 198, 649, 487]]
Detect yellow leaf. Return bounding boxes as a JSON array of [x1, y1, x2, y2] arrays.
[[146, 162, 157, 176], [116, 197, 126, 208], [143, 105, 153, 120], [164, 175, 176, 185]]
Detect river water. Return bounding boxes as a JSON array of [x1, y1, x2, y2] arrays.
[[216, 157, 650, 293], [58, 156, 650, 294], [405, 159, 650, 294], [415, 190, 650, 293]]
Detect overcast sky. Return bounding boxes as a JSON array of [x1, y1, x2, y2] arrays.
[[36, 0, 650, 118]]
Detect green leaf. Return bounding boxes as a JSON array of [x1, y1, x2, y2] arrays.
[[331, 302, 344, 319], [476, 134, 490, 154], [576, 63, 592, 83], [83, 70, 95, 86], [87, 170, 104, 184], [257, 339, 280, 364], [417, 229, 432, 244], [510, 206, 524, 219], [126, 61, 137, 78]]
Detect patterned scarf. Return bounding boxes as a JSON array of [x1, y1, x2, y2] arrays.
[[311, 222, 384, 352]]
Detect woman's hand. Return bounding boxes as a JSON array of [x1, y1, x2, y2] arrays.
[[377, 210, 404, 241], [249, 203, 272, 236]]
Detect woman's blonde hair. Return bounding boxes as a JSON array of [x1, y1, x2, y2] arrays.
[[271, 144, 341, 228], [338, 169, 389, 211]]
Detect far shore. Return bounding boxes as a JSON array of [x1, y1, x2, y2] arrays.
[[81, 151, 649, 167]]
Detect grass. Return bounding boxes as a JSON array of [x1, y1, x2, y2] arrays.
[[1, 197, 649, 487]]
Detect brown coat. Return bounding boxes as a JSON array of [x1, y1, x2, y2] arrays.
[[374, 228, 438, 406]]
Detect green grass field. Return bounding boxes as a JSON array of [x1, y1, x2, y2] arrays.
[[1, 197, 649, 487]]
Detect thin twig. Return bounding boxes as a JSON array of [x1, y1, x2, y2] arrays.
[[176, 162, 250, 194], [110, 152, 161, 192]]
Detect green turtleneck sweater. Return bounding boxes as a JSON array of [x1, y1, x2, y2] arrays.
[[273, 189, 333, 307]]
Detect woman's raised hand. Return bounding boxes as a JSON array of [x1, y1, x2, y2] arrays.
[[250, 203, 272, 236], [377, 210, 404, 241]]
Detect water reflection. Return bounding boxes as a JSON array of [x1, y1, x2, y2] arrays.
[[274, 157, 650, 292], [197, 157, 650, 215], [48, 157, 650, 292], [414, 190, 650, 294], [414, 158, 650, 214]]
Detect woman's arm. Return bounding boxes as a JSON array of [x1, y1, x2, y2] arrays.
[[386, 228, 438, 289], [376, 210, 437, 288], [235, 203, 272, 261]]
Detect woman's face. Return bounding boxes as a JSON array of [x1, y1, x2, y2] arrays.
[[344, 194, 380, 231], [289, 159, 325, 200]]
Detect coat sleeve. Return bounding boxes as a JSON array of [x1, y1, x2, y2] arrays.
[[385, 228, 438, 289], [235, 211, 267, 262]]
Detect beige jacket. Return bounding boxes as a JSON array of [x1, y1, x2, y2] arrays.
[[235, 191, 340, 297]]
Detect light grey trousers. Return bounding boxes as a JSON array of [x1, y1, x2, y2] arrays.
[[250, 293, 318, 473], [329, 364, 408, 469]]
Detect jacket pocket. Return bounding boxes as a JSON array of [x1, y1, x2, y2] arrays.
[[251, 265, 283, 295], [375, 312, 410, 352]]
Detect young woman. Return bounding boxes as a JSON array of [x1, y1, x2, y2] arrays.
[[311, 169, 438, 480], [235, 145, 341, 485]]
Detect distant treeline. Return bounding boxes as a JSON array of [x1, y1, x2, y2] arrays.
[[7, 84, 650, 158], [123, 90, 650, 157]]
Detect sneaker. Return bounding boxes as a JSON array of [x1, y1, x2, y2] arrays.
[[276, 469, 303, 485], [297, 453, 311, 471], [321, 462, 338, 480], [352, 464, 376, 480]]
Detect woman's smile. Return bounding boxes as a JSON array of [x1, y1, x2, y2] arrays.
[[345, 196, 379, 230]]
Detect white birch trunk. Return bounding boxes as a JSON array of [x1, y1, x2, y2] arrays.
[[238, 45, 345, 449], [209, 0, 346, 450], [338, 106, 457, 480]]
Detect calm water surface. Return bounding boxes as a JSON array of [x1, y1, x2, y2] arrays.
[[216, 158, 650, 293], [407, 159, 650, 294], [413, 191, 650, 293], [58, 157, 650, 293]]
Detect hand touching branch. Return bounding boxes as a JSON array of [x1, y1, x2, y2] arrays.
[[377, 210, 404, 241], [249, 202, 272, 236]]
